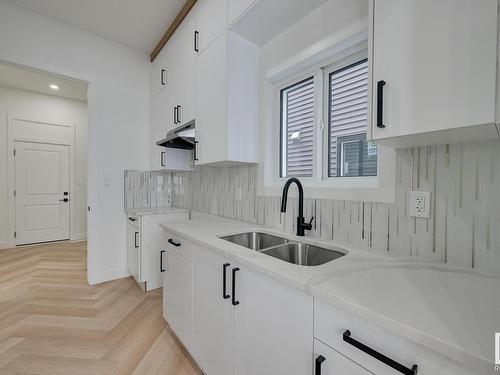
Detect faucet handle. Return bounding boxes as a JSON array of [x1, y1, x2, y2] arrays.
[[303, 216, 315, 231]]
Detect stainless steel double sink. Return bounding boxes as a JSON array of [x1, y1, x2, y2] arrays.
[[220, 232, 345, 266]]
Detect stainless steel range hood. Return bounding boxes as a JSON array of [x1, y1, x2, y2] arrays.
[[156, 120, 195, 150]]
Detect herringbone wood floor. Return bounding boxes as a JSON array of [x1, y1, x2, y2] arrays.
[[0, 241, 201, 375]]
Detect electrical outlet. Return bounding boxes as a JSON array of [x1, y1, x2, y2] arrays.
[[409, 191, 431, 218]]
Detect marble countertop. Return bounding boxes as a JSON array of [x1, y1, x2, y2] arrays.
[[126, 206, 190, 216], [159, 213, 500, 371]]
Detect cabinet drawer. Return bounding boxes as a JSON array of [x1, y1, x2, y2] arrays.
[[163, 230, 195, 261], [314, 299, 475, 375], [314, 339, 372, 375]]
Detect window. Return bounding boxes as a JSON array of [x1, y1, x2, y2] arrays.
[[278, 53, 377, 180], [327, 59, 376, 177], [280, 77, 315, 178]]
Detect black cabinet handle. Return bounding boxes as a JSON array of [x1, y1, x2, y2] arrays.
[[134, 232, 139, 248], [377, 80, 386, 128], [315, 355, 326, 375], [231, 267, 240, 306], [222, 263, 230, 299], [173, 106, 178, 124], [160, 250, 166, 272], [167, 238, 181, 247], [161, 69, 166, 85], [160, 151, 165, 167], [194, 141, 199, 161], [343, 330, 418, 375], [177, 105, 182, 124], [194, 30, 199, 52]]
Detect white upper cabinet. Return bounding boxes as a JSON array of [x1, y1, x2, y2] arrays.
[[370, 0, 499, 148], [168, 15, 196, 127], [195, 31, 260, 165], [195, 0, 227, 54], [228, 0, 255, 25]]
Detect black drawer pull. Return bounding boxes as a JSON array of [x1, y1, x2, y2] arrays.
[[231, 267, 240, 306], [160, 250, 166, 272], [315, 355, 325, 375], [167, 238, 181, 247], [222, 263, 230, 299], [377, 80, 386, 128], [343, 330, 418, 375]]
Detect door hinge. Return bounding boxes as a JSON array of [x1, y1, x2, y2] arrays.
[[14, 231, 16, 238], [13, 149, 16, 156]]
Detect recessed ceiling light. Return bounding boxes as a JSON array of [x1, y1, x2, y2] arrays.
[[49, 84, 59, 90]]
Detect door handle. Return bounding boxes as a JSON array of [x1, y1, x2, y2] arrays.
[[231, 267, 240, 306], [377, 80, 386, 128], [315, 355, 325, 375], [222, 263, 230, 299], [59, 198, 69, 202], [134, 232, 139, 248], [160, 250, 166, 272]]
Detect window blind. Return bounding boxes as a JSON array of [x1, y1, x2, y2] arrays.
[[329, 59, 371, 176], [281, 77, 315, 177]]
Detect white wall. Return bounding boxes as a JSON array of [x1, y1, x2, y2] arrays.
[[0, 85, 88, 246], [0, 1, 151, 284]]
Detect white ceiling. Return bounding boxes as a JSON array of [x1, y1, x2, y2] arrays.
[[5, 0, 186, 53], [0, 63, 88, 101]]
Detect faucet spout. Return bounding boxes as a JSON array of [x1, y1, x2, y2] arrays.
[[280, 178, 313, 236]]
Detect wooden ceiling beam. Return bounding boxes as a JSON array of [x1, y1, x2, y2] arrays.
[[150, 0, 197, 62]]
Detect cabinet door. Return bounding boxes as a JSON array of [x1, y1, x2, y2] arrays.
[[126, 222, 141, 283], [163, 249, 193, 352], [371, 0, 497, 141], [174, 16, 196, 124], [314, 339, 372, 375], [195, 0, 227, 53], [234, 265, 313, 375], [193, 247, 234, 375], [195, 32, 228, 165]]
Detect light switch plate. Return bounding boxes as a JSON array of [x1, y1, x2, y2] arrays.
[[409, 191, 431, 218]]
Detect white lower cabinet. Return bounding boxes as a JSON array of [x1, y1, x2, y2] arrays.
[[314, 339, 372, 375], [191, 243, 312, 375], [163, 247, 193, 352], [233, 264, 312, 375], [126, 217, 141, 283], [193, 247, 234, 375]]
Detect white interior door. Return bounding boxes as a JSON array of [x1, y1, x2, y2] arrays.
[[15, 141, 70, 245]]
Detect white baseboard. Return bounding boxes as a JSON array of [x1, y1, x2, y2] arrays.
[[88, 267, 130, 285], [71, 232, 87, 241]]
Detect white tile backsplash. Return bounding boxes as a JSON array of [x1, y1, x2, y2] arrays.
[[124, 170, 171, 210], [170, 139, 500, 274]]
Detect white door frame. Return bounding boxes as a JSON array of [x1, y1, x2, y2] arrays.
[[7, 115, 76, 247]]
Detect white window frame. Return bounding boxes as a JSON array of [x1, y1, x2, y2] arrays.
[[260, 41, 396, 203]]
